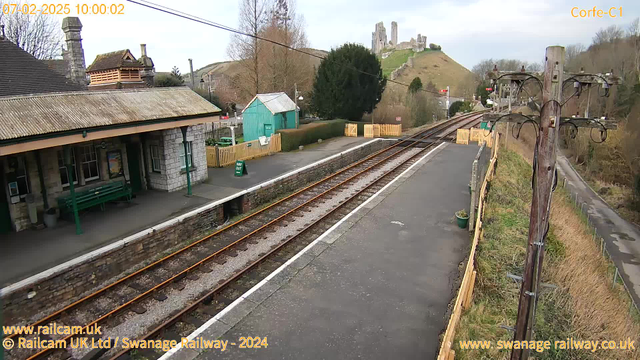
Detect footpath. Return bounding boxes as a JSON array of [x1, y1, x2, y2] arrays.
[[556, 155, 640, 308]]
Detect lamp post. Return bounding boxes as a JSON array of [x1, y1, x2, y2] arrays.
[[200, 78, 212, 103], [294, 83, 303, 128]]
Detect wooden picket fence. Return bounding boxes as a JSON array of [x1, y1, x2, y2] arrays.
[[344, 123, 358, 137], [456, 129, 470, 144], [363, 124, 402, 138], [206, 133, 281, 167], [437, 134, 500, 360]]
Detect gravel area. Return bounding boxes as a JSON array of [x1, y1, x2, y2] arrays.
[[69, 148, 422, 359]]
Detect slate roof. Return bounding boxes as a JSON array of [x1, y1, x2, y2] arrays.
[[242, 92, 297, 115], [0, 87, 221, 141], [42, 59, 68, 77], [86, 50, 144, 72], [0, 38, 84, 97]]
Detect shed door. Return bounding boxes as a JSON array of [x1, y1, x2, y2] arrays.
[[264, 124, 273, 137]]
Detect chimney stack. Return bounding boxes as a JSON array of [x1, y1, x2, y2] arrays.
[[138, 43, 155, 87], [61, 17, 87, 86]]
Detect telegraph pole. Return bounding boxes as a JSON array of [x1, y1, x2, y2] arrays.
[[510, 46, 565, 360], [188, 58, 195, 89]]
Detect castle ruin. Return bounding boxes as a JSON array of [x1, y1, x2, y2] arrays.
[[371, 21, 427, 55]]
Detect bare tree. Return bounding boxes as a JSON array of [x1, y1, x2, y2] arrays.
[[261, 0, 311, 97], [227, 0, 269, 100], [628, 18, 640, 83], [471, 59, 494, 80], [565, 43, 586, 71], [592, 25, 624, 46], [0, 1, 62, 59]]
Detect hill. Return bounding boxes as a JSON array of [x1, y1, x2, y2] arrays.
[[380, 49, 474, 98], [183, 48, 329, 85]]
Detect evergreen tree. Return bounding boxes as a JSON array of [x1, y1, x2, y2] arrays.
[[170, 66, 184, 84], [311, 43, 386, 120], [408, 77, 423, 94]]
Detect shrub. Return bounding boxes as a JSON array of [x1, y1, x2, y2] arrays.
[[429, 43, 442, 50], [278, 120, 347, 151]]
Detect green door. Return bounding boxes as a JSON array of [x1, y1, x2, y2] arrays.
[[264, 124, 273, 137], [0, 165, 12, 234], [126, 143, 143, 193]]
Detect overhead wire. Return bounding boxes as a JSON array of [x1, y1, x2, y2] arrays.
[[126, 0, 452, 98]]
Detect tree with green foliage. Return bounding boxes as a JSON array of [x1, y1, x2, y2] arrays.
[[311, 43, 387, 120], [408, 77, 423, 94], [448, 100, 473, 117], [155, 66, 185, 87], [476, 81, 492, 106]]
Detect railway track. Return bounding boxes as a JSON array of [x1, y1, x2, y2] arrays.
[[4, 112, 484, 360]]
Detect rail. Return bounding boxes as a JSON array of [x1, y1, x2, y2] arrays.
[[6, 113, 484, 360]]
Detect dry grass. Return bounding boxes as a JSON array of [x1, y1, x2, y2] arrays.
[[454, 140, 640, 360], [393, 51, 473, 96], [511, 140, 640, 359], [549, 199, 640, 356]]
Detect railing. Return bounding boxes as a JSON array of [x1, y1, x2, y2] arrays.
[[438, 133, 500, 360], [344, 123, 358, 137], [206, 133, 281, 167], [363, 124, 402, 138]]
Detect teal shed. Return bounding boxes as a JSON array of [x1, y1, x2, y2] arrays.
[[242, 92, 298, 142]]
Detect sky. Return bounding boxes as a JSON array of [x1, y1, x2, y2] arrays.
[[24, 0, 640, 73]]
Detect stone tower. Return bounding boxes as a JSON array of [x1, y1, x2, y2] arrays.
[[371, 22, 388, 55], [390, 21, 398, 48], [61, 17, 87, 86]]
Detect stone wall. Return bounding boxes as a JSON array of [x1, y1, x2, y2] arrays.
[[162, 124, 208, 192], [241, 140, 390, 212], [1, 203, 225, 323], [2, 138, 133, 232], [1, 139, 392, 322]]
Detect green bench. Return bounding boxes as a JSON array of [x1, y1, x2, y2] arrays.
[[57, 180, 132, 214]]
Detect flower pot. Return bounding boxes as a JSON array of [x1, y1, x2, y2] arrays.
[[456, 214, 469, 229]]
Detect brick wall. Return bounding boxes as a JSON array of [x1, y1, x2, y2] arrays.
[[2, 139, 391, 322]]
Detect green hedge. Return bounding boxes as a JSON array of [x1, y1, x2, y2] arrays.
[[278, 120, 347, 151]]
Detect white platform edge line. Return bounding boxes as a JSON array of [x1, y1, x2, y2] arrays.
[[1, 139, 383, 297], [157, 142, 447, 359]]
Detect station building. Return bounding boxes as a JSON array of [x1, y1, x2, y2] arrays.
[[0, 27, 220, 234]]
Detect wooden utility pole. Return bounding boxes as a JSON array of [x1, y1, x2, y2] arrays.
[[510, 46, 564, 360]]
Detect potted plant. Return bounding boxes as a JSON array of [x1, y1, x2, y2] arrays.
[[455, 209, 469, 229], [43, 208, 58, 228]]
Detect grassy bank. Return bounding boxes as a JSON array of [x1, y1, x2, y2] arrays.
[[453, 149, 639, 360]]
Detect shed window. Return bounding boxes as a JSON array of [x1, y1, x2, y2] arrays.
[[80, 145, 99, 181], [178, 142, 193, 170], [150, 145, 162, 173], [57, 150, 78, 187]]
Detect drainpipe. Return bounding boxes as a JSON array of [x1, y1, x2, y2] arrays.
[[64, 146, 82, 234], [180, 126, 192, 196], [35, 150, 48, 210]]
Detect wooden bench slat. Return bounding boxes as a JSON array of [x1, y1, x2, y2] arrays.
[[57, 181, 131, 214]]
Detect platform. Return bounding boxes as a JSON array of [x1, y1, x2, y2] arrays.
[[167, 143, 479, 360], [0, 136, 372, 287]]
